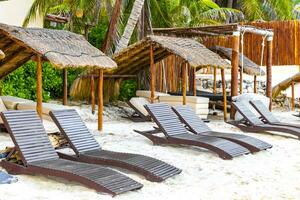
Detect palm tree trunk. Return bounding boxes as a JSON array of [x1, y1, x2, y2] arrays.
[[94, 0, 102, 25], [227, 0, 233, 8], [115, 0, 146, 53], [101, 0, 122, 54]]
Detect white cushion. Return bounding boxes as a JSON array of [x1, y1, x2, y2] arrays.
[[159, 95, 209, 104], [233, 93, 270, 120], [129, 97, 150, 116], [17, 102, 69, 115], [0, 96, 33, 110], [136, 90, 170, 99]]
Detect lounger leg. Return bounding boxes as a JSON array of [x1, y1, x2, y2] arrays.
[[134, 130, 169, 145]]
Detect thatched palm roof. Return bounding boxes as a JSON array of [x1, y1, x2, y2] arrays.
[[0, 50, 4, 60], [210, 46, 265, 76], [0, 23, 117, 78], [272, 72, 300, 98], [110, 35, 230, 75]]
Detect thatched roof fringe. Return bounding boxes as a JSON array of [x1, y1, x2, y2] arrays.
[[0, 23, 117, 78], [210, 46, 265, 76]]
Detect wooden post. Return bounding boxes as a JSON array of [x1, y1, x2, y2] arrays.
[[36, 55, 42, 118], [193, 67, 197, 96], [253, 75, 257, 93], [91, 75, 95, 114], [239, 69, 243, 94], [182, 62, 187, 105], [150, 43, 155, 103], [98, 69, 104, 131], [213, 67, 217, 95], [266, 36, 273, 111], [230, 32, 240, 119], [291, 81, 295, 111], [221, 69, 227, 121], [63, 68, 68, 105]]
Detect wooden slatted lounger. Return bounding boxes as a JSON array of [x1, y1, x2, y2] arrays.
[[250, 100, 300, 130], [172, 105, 272, 152], [134, 103, 250, 160], [231, 101, 300, 139], [0, 110, 143, 196], [49, 109, 181, 182]]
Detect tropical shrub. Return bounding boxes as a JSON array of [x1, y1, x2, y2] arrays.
[[1, 61, 82, 102], [118, 79, 137, 101]]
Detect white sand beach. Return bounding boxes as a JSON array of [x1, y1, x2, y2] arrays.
[[1, 104, 300, 200]]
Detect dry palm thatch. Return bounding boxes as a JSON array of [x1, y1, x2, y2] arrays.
[[70, 35, 230, 99], [272, 72, 300, 98], [0, 49, 4, 60], [0, 23, 117, 78], [209, 46, 265, 76]]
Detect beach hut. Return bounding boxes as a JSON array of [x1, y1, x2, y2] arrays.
[[0, 23, 117, 131], [70, 35, 231, 120], [210, 46, 265, 93], [153, 24, 274, 117]]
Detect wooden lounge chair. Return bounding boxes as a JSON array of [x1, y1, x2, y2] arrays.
[[231, 101, 300, 139], [172, 105, 272, 152], [250, 100, 300, 130], [126, 97, 151, 122], [49, 109, 181, 182], [134, 103, 250, 160], [0, 110, 143, 196]]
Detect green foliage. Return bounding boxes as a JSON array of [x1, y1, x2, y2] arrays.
[[118, 80, 137, 101], [1, 61, 82, 102], [88, 23, 109, 49]]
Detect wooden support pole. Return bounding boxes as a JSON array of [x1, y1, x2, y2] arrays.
[[213, 67, 217, 95], [291, 81, 295, 111], [91, 75, 95, 114], [182, 62, 187, 105], [98, 69, 104, 131], [266, 37, 273, 111], [193, 67, 197, 96], [63, 68, 68, 105], [230, 32, 240, 119], [36, 55, 42, 118], [253, 75, 257, 93], [221, 69, 227, 121], [150, 43, 155, 103]]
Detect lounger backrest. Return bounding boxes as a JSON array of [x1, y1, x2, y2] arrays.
[[145, 103, 188, 137], [0, 110, 59, 165], [250, 100, 280, 124], [50, 109, 101, 155], [232, 101, 264, 126], [172, 105, 211, 134]]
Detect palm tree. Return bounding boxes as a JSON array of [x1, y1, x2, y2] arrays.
[[220, 0, 300, 21]]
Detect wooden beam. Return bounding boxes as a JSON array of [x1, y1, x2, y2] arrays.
[[230, 32, 240, 119], [253, 75, 257, 93], [266, 38, 273, 111], [150, 43, 155, 103], [63, 68, 68, 105], [291, 81, 295, 111], [221, 69, 227, 121], [36, 54, 43, 118], [98, 69, 104, 131], [182, 62, 187, 105]]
